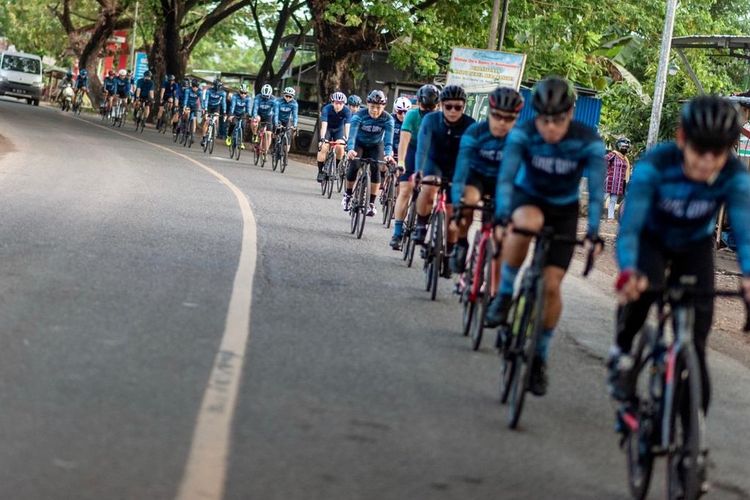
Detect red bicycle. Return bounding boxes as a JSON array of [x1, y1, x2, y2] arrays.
[[456, 199, 497, 350], [420, 179, 450, 301]]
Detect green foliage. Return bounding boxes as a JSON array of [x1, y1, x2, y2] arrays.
[[0, 0, 68, 61]]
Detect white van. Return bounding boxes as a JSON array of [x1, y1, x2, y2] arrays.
[[0, 51, 43, 106]]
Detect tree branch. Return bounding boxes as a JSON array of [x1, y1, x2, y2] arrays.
[[409, 0, 440, 14], [183, 0, 254, 54], [250, 0, 269, 56]]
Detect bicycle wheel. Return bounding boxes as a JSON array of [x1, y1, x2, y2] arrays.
[[253, 142, 260, 165], [385, 180, 396, 229], [322, 155, 333, 196], [380, 177, 391, 225], [666, 347, 704, 500], [470, 242, 492, 351], [349, 181, 359, 235], [508, 284, 543, 429], [429, 212, 444, 301], [461, 241, 478, 337], [356, 170, 370, 240], [280, 134, 289, 173], [260, 151, 266, 168], [325, 164, 334, 199], [500, 297, 523, 404], [235, 139, 241, 160], [209, 130, 215, 154], [272, 141, 280, 171], [336, 160, 345, 192], [173, 124, 180, 142]]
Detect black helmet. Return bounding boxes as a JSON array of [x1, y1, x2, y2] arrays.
[[347, 95, 362, 106], [532, 77, 576, 115], [680, 95, 741, 152], [190, 79, 199, 88], [366, 89, 387, 105], [167, 74, 175, 81], [213, 78, 222, 90], [615, 137, 631, 152], [440, 84, 466, 102], [417, 84, 440, 107], [144, 70, 152, 78], [489, 86, 524, 113]]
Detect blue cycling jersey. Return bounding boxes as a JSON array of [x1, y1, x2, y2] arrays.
[[161, 81, 181, 100], [75, 75, 88, 90], [617, 142, 750, 275], [451, 120, 507, 203], [346, 109, 395, 157], [136, 78, 155, 97], [274, 97, 298, 127], [416, 111, 476, 177], [114, 77, 131, 95], [201, 88, 227, 113], [182, 88, 202, 110], [253, 95, 275, 120], [103, 77, 117, 93], [230, 94, 252, 116], [320, 103, 351, 132], [393, 118, 404, 158], [495, 119, 606, 235]]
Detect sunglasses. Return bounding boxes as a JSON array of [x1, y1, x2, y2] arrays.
[[536, 113, 569, 125], [284, 95, 293, 98], [489, 110, 518, 123], [395, 110, 406, 115], [443, 103, 464, 112]]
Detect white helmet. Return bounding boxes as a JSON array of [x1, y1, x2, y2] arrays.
[[283, 87, 296, 97], [261, 84, 273, 97], [394, 96, 412, 113], [118, 69, 127, 77], [331, 92, 346, 103]]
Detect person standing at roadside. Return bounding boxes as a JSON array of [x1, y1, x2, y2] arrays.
[[604, 137, 631, 219]]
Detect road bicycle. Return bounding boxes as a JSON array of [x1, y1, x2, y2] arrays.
[[349, 158, 388, 240], [499, 227, 594, 429], [229, 115, 245, 161], [379, 163, 399, 228], [420, 179, 450, 301], [133, 103, 146, 134], [400, 179, 420, 268], [203, 112, 221, 154], [271, 125, 291, 173], [615, 280, 750, 500], [456, 199, 496, 351], [320, 140, 344, 199]]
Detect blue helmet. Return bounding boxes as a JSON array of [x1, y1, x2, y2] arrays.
[[347, 95, 362, 107], [79, 69, 88, 77]]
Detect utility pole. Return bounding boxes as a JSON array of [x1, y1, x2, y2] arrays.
[[488, 0, 502, 50], [129, 0, 139, 73], [498, 0, 510, 50], [646, 0, 678, 148]]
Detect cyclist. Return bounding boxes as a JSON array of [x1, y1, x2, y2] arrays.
[[126, 69, 136, 108], [200, 78, 227, 147], [412, 84, 476, 277], [226, 84, 253, 147], [157, 74, 181, 127], [392, 96, 412, 161], [74, 68, 89, 108], [56, 70, 74, 105], [181, 79, 203, 137], [485, 76, 606, 396], [113, 69, 131, 116], [317, 92, 352, 182], [342, 89, 395, 217], [450, 86, 524, 274], [389, 84, 439, 250], [252, 84, 276, 155], [134, 70, 155, 126], [347, 94, 362, 115], [273, 86, 299, 155], [103, 70, 117, 116], [608, 96, 750, 420]]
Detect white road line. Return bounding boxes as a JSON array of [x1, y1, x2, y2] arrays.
[[74, 117, 257, 500]]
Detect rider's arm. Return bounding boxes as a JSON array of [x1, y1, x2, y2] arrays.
[[292, 101, 298, 128], [229, 95, 236, 116], [398, 131, 411, 166], [273, 99, 280, 127], [344, 123, 350, 142], [252, 95, 259, 118], [221, 93, 227, 115], [415, 114, 434, 174], [347, 113, 362, 151], [725, 170, 750, 276], [319, 105, 329, 139], [584, 139, 607, 237], [383, 114, 395, 157], [160, 86, 165, 101], [494, 126, 528, 222], [452, 126, 477, 204], [615, 159, 660, 272]]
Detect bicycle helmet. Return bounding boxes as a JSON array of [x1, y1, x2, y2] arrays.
[[416, 84, 440, 107], [261, 84, 273, 97], [439, 84, 466, 102], [66, 70, 73, 78], [394, 96, 412, 113], [366, 89, 387, 105], [79, 69, 88, 77], [680, 95, 741, 152], [118, 69, 127, 77], [532, 77, 576, 115], [190, 79, 199, 88], [213, 78, 222, 90], [108, 70, 115, 77], [239, 84, 249, 94], [488, 86, 524, 113], [144, 70, 152, 78], [615, 137, 631, 152], [167, 74, 175, 81], [331, 92, 346, 103], [283, 86, 295, 96], [347, 95, 362, 107]]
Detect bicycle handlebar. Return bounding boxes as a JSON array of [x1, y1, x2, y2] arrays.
[[511, 227, 598, 277], [646, 286, 750, 332]]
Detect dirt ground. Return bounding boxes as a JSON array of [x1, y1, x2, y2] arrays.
[[574, 217, 750, 369]]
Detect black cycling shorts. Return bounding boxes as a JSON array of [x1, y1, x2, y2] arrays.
[[139, 96, 154, 105], [466, 171, 497, 199], [510, 189, 579, 270], [161, 96, 175, 106], [398, 144, 417, 182], [346, 143, 384, 184], [207, 105, 221, 115], [325, 127, 346, 142], [116, 90, 129, 99]]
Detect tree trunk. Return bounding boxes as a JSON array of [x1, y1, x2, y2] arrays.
[[162, 2, 185, 79], [315, 49, 358, 103], [149, 28, 166, 84], [78, 2, 123, 108]]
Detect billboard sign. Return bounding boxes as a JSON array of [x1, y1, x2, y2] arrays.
[[447, 48, 526, 92], [134, 52, 148, 81]]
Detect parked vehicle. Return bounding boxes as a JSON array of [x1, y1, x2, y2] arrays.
[[0, 51, 43, 106]]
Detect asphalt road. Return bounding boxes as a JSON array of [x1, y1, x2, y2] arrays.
[[0, 98, 748, 500]]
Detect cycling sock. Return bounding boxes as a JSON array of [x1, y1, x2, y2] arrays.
[[499, 263, 520, 295], [393, 220, 404, 237], [536, 328, 555, 361], [417, 214, 429, 226], [345, 188, 353, 196], [317, 161, 324, 173], [369, 194, 376, 204]]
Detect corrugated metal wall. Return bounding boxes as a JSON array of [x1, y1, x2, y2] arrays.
[[469, 89, 603, 131]]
